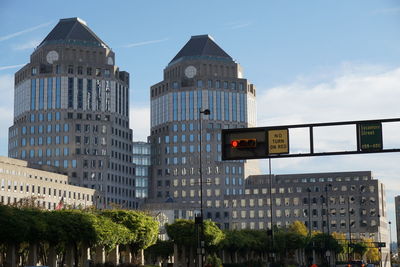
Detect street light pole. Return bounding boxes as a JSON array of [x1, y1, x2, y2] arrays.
[[325, 184, 332, 235], [348, 196, 353, 263], [307, 188, 312, 236], [325, 184, 332, 266], [389, 221, 392, 260], [197, 108, 210, 267]]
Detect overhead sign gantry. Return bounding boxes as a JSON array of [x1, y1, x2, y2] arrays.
[[222, 118, 400, 160]]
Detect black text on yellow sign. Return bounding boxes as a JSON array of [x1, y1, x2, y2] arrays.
[[267, 129, 289, 154]]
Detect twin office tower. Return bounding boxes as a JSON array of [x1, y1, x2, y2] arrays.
[[8, 18, 257, 216]]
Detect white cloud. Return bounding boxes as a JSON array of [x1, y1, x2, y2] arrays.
[[225, 21, 253, 30], [371, 7, 400, 15], [130, 106, 150, 141], [230, 22, 253, 29], [122, 38, 168, 48], [258, 65, 400, 126], [0, 21, 52, 42], [0, 64, 25, 71], [256, 64, 400, 231], [13, 39, 40, 51]]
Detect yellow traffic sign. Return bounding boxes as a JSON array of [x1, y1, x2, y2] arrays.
[[268, 129, 289, 154]]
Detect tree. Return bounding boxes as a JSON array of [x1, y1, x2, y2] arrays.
[[274, 229, 305, 265], [165, 219, 196, 247], [352, 242, 368, 259], [288, 221, 308, 236], [219, 229, 267, 263], [166, 219, 224, 265], [100, 210, 159, 258], [203, 220, 225, 250], [364, 238, 380, 263], [308, 233, 343, 266], [145, 239, 174, 264]]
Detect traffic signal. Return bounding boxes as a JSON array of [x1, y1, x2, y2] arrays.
[[231, 139, 257, 149]]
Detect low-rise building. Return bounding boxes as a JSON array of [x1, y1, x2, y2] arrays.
[[225, 171, 390, 266], [395, 195, 400, 252], [0, 156, 96, 209]]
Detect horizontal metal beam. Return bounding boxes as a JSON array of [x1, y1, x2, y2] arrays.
[[222, 118, 400, 160]]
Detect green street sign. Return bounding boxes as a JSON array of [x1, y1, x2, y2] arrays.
[[375, 242, 386, 248], [357, 122, 383, 152]]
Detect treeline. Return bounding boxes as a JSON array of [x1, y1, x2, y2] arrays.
[[0, 205, 158, 267], [146, 220, 380, 267], [0, 204, 381, 267]]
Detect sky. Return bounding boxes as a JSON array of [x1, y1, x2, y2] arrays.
[[0, 0, 400, 241]]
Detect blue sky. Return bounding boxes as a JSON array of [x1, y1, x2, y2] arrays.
[[1, 0, 400, 240]]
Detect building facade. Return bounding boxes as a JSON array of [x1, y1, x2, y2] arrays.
[[132, 141, 150, 199], [8, 18, 136, 208], [225, 171, 390, 265], [148, 35, 258, 224], [395, 195, 400, 251], [0, 156, 95, 209]]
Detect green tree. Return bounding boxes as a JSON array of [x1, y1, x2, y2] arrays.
[[274, 229, 305, 265], [166, 219, 224, 265], [165, 219, 196, 247], [100, 210, 159, 257], [145, 239, 174, 264], [309, 233, 343, 266]]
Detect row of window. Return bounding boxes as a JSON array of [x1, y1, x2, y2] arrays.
[[0, 168, 66, 184], [66, 65, 111, 77], [30, 65, 113, 78], [170, 80, 245, 91], [225, 195, 377, 208], [0, 179, 90, 201], [132, 145, 151, 155], [20, 135, 69, 147], [156, 165, 242, 176], [231, 207, 376, 219], [75, 148, 107, 156], [152, 91, 246, 127], [156, 188, 245, 198], [164, 132, 221, 143], [151, 78, 245, 97], [21, 123, 70, 136], [20, 147, 75, 159], [228, 221, 382, 233], [0, 196, 90, 210], [106, 185, 135, 198], [151, 121, 245, 136], [242, 184, 375, 195], [132, 156, 151, 166]]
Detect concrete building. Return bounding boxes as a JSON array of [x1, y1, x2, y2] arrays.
[[395, 195, 400, 252], [8, 18, 136, 208], [225, 171, 390, 265], [0, 156, 95, 209], [148, 35, 258, 226]]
